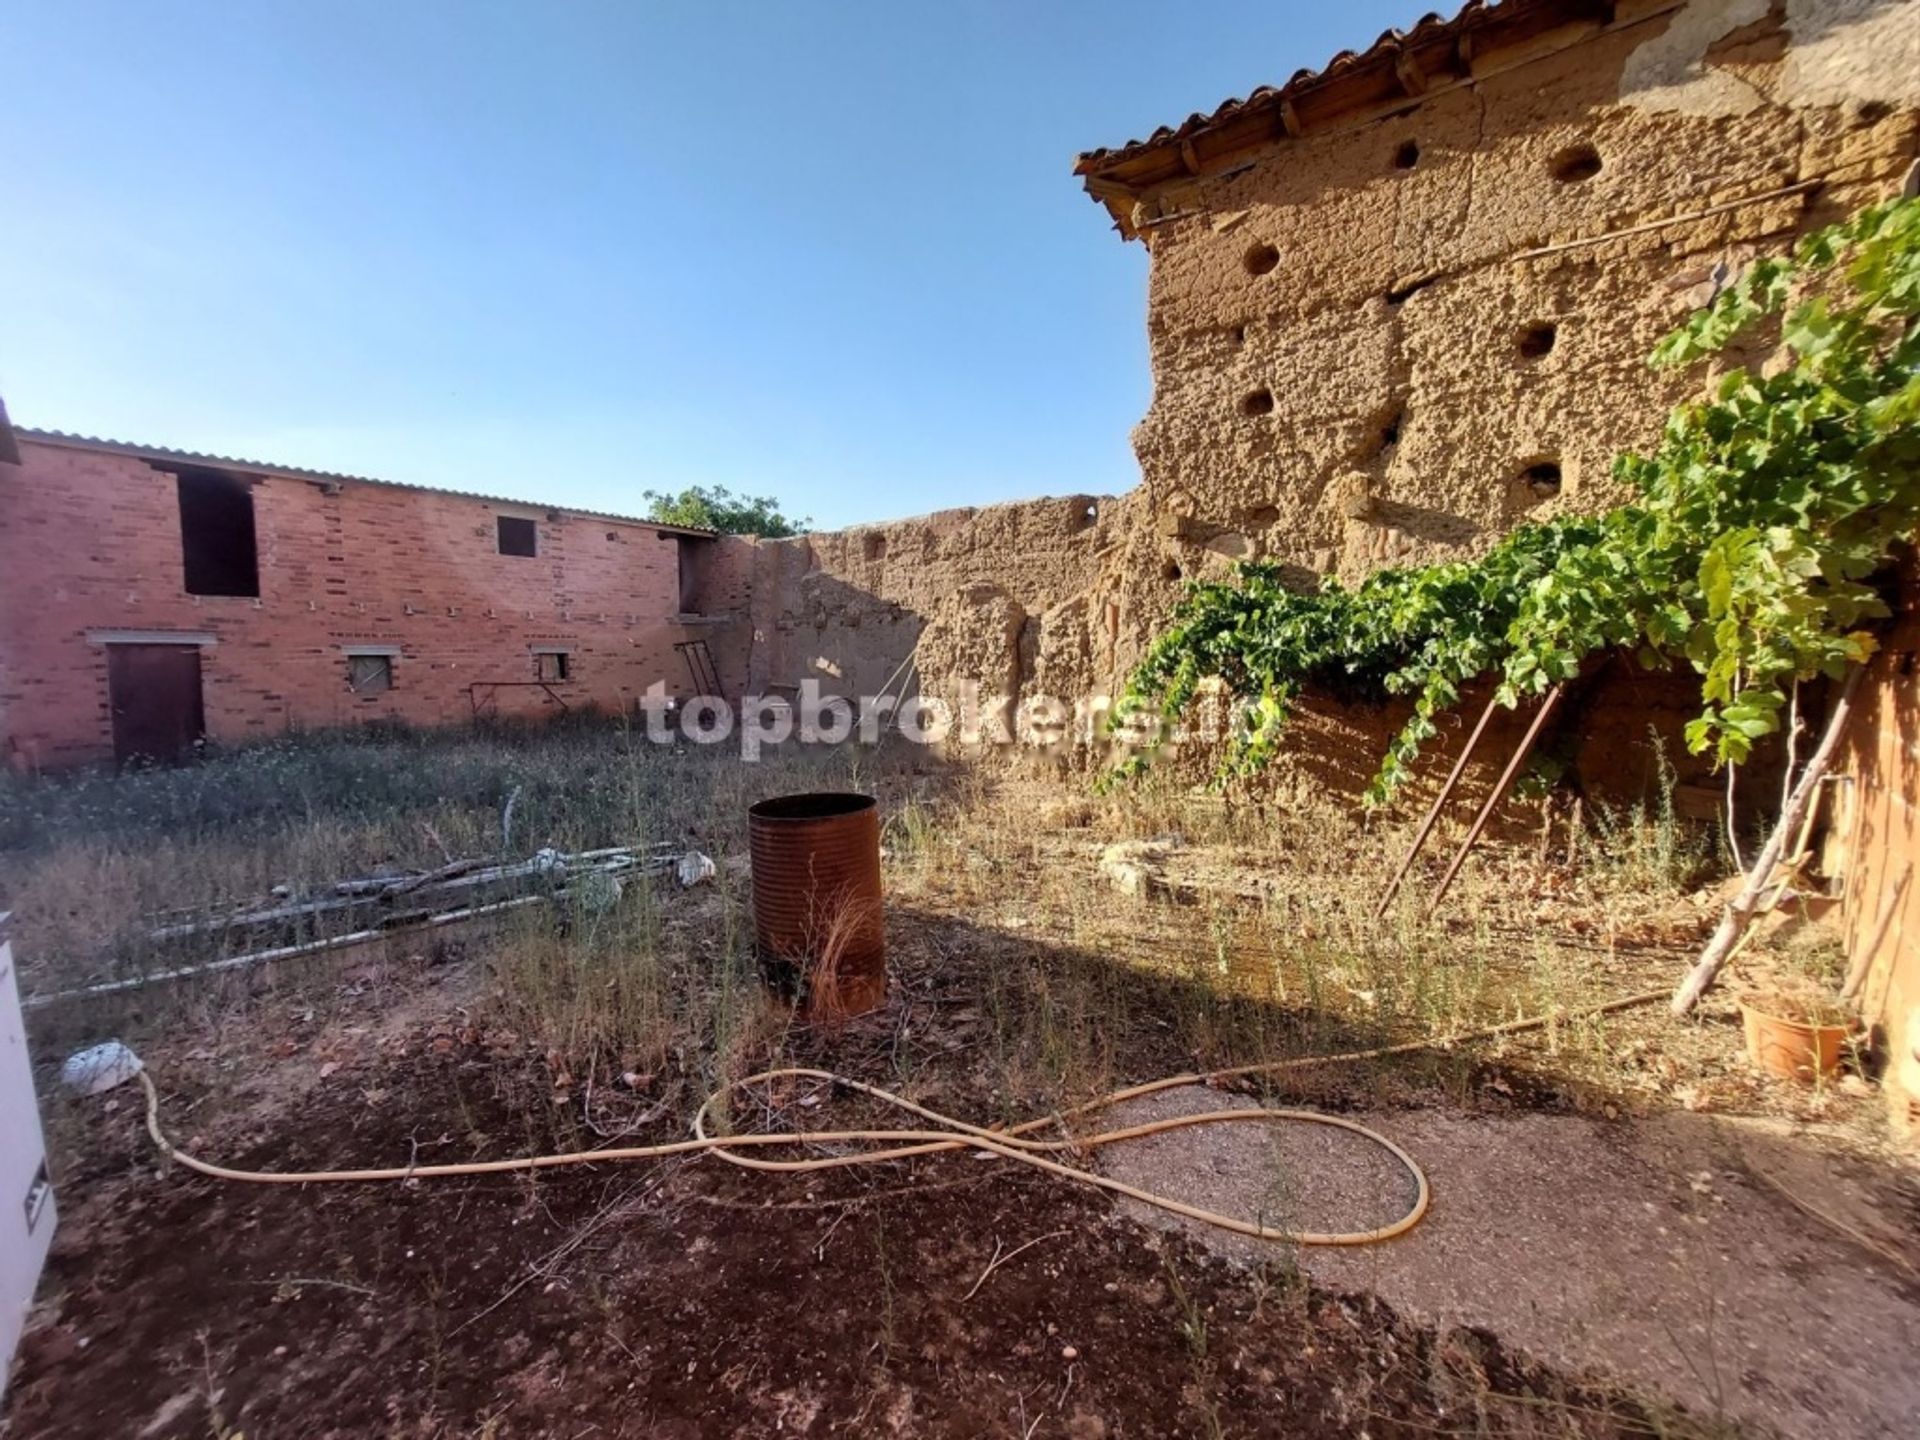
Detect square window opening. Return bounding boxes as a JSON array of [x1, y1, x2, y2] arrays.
[[535, 651, 570, 683], [497, 515, 538, 557], [177, 469, 260, 597], [348, 653, 393, 695]]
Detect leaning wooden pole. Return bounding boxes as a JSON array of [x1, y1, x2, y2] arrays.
[[1374, 691, 1503, 920], [1428, 684, 1565, 914], [1671, 666, 1863, 1016]]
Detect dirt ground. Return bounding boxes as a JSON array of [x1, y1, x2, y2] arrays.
[[6, 973, 1683, 1440], [1105, 1087, 1920, 1439], [5, 744, 1919, 1437]]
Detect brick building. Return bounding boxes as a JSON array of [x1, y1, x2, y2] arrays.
[[0, 429, 735, 769]]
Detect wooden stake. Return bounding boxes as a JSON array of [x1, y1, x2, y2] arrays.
[[1374, 690, 1501, 919], [1671, 666, 1863, 1016], [1429, 684, 1564, 913]]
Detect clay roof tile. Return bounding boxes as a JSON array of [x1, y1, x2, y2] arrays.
[[1072, 0, 1594, 177]]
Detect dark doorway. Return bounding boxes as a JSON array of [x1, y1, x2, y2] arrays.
[[107, 644, 206, 764]]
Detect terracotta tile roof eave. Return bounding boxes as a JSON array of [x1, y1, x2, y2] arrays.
[[12, 427, 720, 538], [1072, 0, 1631, 183]]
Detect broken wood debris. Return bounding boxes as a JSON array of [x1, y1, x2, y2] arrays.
[[27, 842, 695, 1009]]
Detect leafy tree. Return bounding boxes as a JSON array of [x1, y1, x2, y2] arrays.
[[643, 484, 811, 537], [1109, 196, 1920, 802]]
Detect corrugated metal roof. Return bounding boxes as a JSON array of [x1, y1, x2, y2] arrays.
[[14, 427, 719, 537]]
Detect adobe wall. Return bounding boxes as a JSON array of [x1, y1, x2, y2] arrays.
[[1831, 575, 1920, 1132], [719, 493, 1131, 714], [858, 0, 1920, 799], [0, 439, 709, 768], [1119, 0, 1916, 598]]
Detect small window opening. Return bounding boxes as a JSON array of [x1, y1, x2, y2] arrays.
[[1243, 242, 1280, 277], [497, 515, 538, 557], [674, 534, 706, 614], [1247, 505, 1281, 528], [177, 469, 259, 597], [1380, 413, 1403, 450], [1550, 143, 1602, 184], [1241, 388, 1275, 417], [535, 651, 570, 683], [1518, 322, 1558, 359], [1393, 139, 1420, 170], [863, 532, 887, 561], [1081, 501, 1099, 527], [1162, 559, 1183, 582], [347, 653, 393, 695], [1229, 324, 1247, 348]]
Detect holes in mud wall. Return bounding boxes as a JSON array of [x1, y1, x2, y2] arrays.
[[1518, 322, 1558, 359], [1393, 139, 1420, 170], [1162, 559, 1184, 582], [863, 532, 887, 562], [1243, 242, 1280, 277], [1550, 143, 1602, 184], [1507, 458, 1563, 514], [1247, 505, 1281, 528], [1378, 412, 1403, 452], [1386, 275, 1436, 306], [1241, 388, 1275, 418], [1229, 324, 1247, 348]]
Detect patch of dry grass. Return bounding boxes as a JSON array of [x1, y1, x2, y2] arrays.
[[3, 718, 1770, 1140]]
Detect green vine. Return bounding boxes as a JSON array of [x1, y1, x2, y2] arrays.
[[1108, 196, 1920, 804]]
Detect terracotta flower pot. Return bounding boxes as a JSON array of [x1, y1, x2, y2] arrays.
[[1738, 998, 1855, 1082]]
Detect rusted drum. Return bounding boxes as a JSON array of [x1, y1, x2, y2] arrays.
[[747, 792, 886, 1017]]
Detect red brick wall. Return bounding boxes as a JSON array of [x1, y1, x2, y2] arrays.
[[0, 439, 732, 767]]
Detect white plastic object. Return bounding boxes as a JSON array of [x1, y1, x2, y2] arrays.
[[3, 916, 56, 1399], [59, 1041, 144, 1096], [677, 851, 717, 888]]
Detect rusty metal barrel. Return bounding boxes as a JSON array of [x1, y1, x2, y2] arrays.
[[747, 792, 886, 1018]]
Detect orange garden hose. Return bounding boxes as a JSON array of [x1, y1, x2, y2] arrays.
[[135, 989, 1667, 1246]]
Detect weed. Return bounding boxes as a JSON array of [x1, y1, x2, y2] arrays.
[[1163, 1253, 1224, 1440]]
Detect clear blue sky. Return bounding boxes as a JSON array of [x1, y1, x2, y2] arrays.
[[3, 1, 1417, 530]]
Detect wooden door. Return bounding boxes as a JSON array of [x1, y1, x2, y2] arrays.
[[107, 645, 205, 764]]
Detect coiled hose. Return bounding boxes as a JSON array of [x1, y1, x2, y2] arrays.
[[135, 989, 1664, 1246]]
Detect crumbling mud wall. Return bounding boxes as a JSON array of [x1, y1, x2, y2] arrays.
[[1112, 0, 1916, 600], [864, 0, 1920, 799], [714, 493, 1135, 724]]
